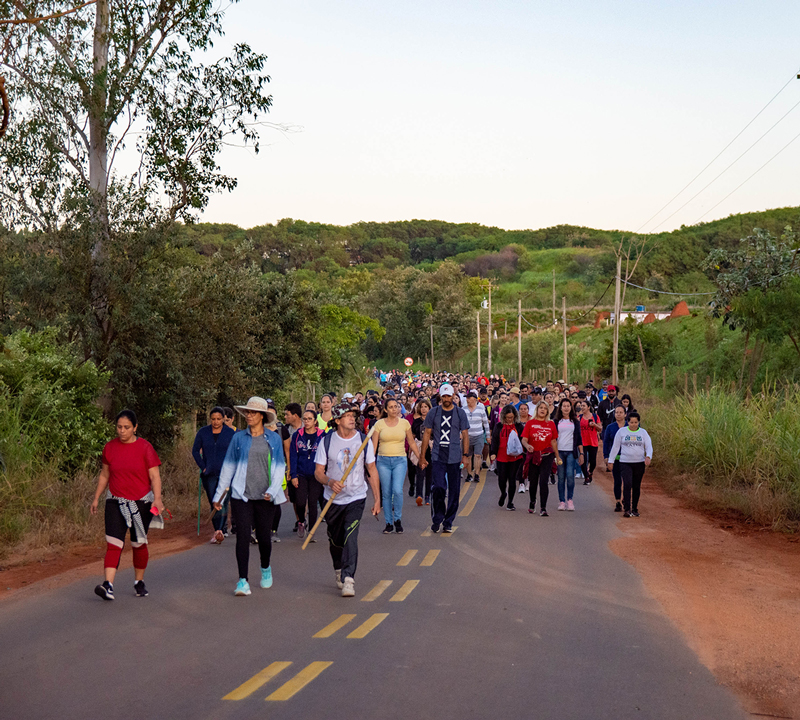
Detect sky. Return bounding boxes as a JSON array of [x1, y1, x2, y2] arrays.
[[200, 0, 800, 233]]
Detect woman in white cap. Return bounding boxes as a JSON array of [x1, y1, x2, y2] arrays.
[[213, 397, 286, 596]]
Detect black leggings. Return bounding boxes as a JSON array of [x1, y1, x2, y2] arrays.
[[581, 446, 598, 480], [294, 473, 322, 528], [230, 498, 275, 580], [496, 459, 521, 507], [415, 462, 432, 500], [611, 461, 623, 500], [527, 456, 553, 511], [620, 462, 646, 511]]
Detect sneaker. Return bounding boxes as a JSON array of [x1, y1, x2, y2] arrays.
[[614, 501, 623, 512], [250, 530, 258, 544], [507, 504, 516, 511], [567, 500, 575, 511], [623, 510, 631, 518], [425, 499, 430, 505], [558, 502, 566, 511], [473, 474, 480, 483], [335, 569, 343, 589], [296, 522, 306, 540], [498, 493, 506, 507], [489, 461, 496, 472], [416, 497, 423, 506], [213, 529, 224, 544], [540, 508, 549, 517], [463, 475, 471, 483], [341, 577, 355, 598], [631, 509, 640, 517], [528, 505, 535, 514], [234, 578, 251, 596], [408, 487, 415, 497], [583, 480, 590, 486], [394, 520, 404, 534], [94, 581, 114, 601], [134, 580, 148, 597], [271, 531, 281, 543], [293, 521, 299, 533], [442, 526, 453, 533], [518, 485, 526, 493], [260, 567, 273, 589], [209, 534, 219, 544], [430, 523, 440, 533], [549, 475, 556, 485], [482, 461, 488, 469]]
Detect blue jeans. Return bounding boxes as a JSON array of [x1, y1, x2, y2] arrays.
[[557, 450, 576, 502], [377, 455, 406, 524]]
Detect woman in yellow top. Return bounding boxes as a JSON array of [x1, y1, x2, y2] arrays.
[[317, 394, 334, 430], [372, 398, 420, 534]]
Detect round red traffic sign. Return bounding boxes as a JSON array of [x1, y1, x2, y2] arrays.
[[404, 357, 413, 367]]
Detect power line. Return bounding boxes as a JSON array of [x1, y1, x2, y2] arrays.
[[622, 279, 715, 296], [693, 126, 800, 224], [636, 70, 799, 233], [649, 94, 800, 233], [565, 277, 615, 323]]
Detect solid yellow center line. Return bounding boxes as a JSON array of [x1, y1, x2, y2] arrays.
[[397, 550, 418, 566], [266, 661, 333, 701], [313, 614, 357, 638], [459, 470, 486, 517], [390, 579, 420, 601], [347, 613, 389, 639], [361, 580, 392, 602], [420, 549, 440, 566], [223, 661, 292, 700], [459, 480, 472, 501]]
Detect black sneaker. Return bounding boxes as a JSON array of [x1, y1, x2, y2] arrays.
[[430, 523, 440, 533], [630, 509, 640, 517], [498, 493, 506, 507], [250, 530, 258, 544], [583, 480, 590, 486], [614, 502, 623, 512], [134, 580, 149, 597], [394, 520, 404, 534], [507, 504, 516, 511], [442, 526, 453, 533], [540, 508, 548, 517], [383, 523, 394, 534], [94, 581, 114, 601], [482, 461, 488, 469], [623, 510, 631, 518], [549, 475, 556, 485], [473, 474, 480, 483]]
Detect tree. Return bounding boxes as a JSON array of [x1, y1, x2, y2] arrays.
[[0, 0, 273, 372]]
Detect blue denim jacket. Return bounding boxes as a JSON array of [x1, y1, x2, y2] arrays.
[[214, 427, 287, 504]]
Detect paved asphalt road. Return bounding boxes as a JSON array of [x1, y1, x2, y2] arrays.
[[0, 469, 747, 720]]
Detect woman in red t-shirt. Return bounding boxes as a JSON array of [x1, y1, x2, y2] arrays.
[[90, 410, 163, 601], [578, 400, 601, 485], [521, 401, 561, 516]]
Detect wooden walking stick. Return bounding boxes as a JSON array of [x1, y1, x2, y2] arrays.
[[303, 425, 377, 550]]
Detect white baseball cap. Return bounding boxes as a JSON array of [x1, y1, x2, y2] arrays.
[[439, 383, 455, 396], [342, 392, 354, 400]]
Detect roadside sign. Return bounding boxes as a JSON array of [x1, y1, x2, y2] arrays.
[[404, 357, 413, 367]]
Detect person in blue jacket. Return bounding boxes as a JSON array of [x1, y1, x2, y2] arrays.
[[213, 397, 287, 597], [192, 407, 235, 544], [289, 409, 326, 540], [603, 405, 628, 512]]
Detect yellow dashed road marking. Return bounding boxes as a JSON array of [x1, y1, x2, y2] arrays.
[[266, 662, 333, 701], [397, 550, 418, 566], [361, 580, 392, 601], [223, 661, 292, 700], [459, 471, 486, 517], [420, 549, 440, 566], [347, 613, 389, 639], [390, 580, 419, 602], [313, 614, 357, 638]]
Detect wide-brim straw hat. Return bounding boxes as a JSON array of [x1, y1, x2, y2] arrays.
[[235, 396, 277, 424]]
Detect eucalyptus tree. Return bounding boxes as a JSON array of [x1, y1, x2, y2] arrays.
[[0, 0, 272, 363]]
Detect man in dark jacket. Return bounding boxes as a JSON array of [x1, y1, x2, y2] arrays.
[[597, 385, 623, 431], [192, 406, 236, 543]]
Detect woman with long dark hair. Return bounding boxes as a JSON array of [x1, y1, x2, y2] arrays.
[[289, 409, 326, 540], [554, 399, 583, 511], [608, 411, 653, 518], [90, 410, 164, 600], [578, 400, 602, 486], [489, 405, 524, 511], [521, 401, 560, 516], [411, 398, 433, 506]]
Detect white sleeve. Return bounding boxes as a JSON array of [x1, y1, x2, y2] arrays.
[[365, 440, 376, 464], [314, 441, 327, 467], [644, 429, 653, 459]]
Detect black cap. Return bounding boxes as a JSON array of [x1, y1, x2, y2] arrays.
[[531, 386, 543, 394], [467, 391, 478, 399]]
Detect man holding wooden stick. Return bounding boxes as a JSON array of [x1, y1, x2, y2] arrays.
[[314, 403, 381, 597]]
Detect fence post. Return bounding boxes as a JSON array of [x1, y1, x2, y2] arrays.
[[706, 375, 711, 392], [692, 373, 697, 394], [684, 372, 689, 395], [662, 366, 666, 391]]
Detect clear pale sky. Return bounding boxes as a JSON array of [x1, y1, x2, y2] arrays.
[[201, 0, 800, 233]]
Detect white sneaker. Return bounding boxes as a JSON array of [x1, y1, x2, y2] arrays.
[[558, 502, 566, 511], [335, 569, 343, 589], [341, 577, 355, 598], [518, 486, 526, 493]]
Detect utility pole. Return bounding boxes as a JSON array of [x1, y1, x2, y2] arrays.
[[430, 318, 435, 373], [562, 296, 568, 382], [476, 310, 481, 375], [552, 269, 556, 325], [487, 282, 493, 373], [612, 254, 622, 386], [517, 298, 522, 383]]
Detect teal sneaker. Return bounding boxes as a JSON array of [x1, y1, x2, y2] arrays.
[[260, 567, 273, 589], [234, 578, 251, 596]]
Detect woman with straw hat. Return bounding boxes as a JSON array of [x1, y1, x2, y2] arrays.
[[213, 397, 286, 596]]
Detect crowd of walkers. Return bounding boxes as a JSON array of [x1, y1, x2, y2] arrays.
[[90, 369, 652, 601]]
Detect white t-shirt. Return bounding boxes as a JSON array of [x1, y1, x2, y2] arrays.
[[315, 431, 376, 505], [557, 419, 575, 452]]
